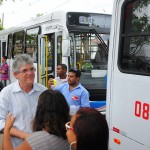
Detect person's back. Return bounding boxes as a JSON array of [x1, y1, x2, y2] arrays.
[[2, 90, 70, 150], [66, 108, 109, 150], [27, 131, 69, 150]]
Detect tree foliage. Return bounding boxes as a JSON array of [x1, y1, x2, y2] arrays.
[[127, 0, 150, 55], [0, 18, 4, 31], [0, 0, 15, 5], [0, 0, 16, 30]]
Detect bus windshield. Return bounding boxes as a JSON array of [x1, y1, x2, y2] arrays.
[[68, 13, 111, 100]]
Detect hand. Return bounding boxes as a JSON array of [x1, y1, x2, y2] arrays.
[[48, 78, 54, 86], [23, 132, 31, 140], [5, 113, 16, 131]]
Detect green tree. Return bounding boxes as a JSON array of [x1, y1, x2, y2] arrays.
[[0, 18, 4, 30], [36, 13, 43, 17], [0, 0, 15, 5], [0, 0, 16, 30], [127, 0, 150, 55]]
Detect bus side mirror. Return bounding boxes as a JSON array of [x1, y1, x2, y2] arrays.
[[62, 39, 70, 57]]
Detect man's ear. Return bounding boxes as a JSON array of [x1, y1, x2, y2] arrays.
[[13, 72, 18, 79]]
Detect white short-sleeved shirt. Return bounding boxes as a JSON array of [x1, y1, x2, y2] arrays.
[[51, 76, 67, 89], [0, 81, 47, 148]]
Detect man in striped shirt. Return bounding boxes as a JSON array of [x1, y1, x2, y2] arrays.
[[0, 56, 9, 88]]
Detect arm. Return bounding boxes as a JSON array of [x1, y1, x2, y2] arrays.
[[2, 113, 16, 150], [2, 113, 32, 150], [0, 89, 30, 140], [15, 141, 32, 150], [0, 92, 9, 131], [10, 127, 30, 140], [80, 90, 90, 108]]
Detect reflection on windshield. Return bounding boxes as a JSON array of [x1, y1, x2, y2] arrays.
[[121, 0, 150, 74], [70, 33, 109, 90]]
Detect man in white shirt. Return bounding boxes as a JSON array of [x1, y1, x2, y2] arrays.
[[0, 54, 47, 148], [48, 64, 67, 89]]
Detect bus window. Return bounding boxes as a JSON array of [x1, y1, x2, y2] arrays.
[[2, 42, 6, 57], [47, 35, 54, 74], [12, 31, 25, 58], [25, 27, 40, 62], [70, 33, 109, 71], [7, 34, 13, 59], [119, 0, 150, 75], [57, 36, 62, 65]]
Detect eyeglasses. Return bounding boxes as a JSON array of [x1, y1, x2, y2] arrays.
[[65, 122, 74, 131], [17, 67, 36, 74]]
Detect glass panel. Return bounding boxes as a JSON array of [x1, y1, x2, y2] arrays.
[[7, 34, 13, 59], [121, 36, 150, 73], [40, 37, 46, 86], [120, 0, 150, 74], [2, 42, 6, 57], [70, 33, 109, 90], [71, 33, 109, 71], [124, 0, 150, 34], [67, 12, 111, 29], [57, 36, 62, 64], [13, 31, 24, 58], [25, 27, 39, 62], [47, 35, 54, 74]]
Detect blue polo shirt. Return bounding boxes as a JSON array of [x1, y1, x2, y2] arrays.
[[55, 83, 90, 108]]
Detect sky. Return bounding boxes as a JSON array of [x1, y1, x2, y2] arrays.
[[0, 0, 113, 28]]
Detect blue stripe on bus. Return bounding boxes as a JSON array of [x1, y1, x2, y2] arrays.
[[89, 100, 106, 109]]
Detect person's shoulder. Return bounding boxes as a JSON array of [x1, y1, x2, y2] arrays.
[[1, 82, 16, 92], [0, 82, 16, 98], [3, 63, 9, 67], [34, 83, 47, 91], [30, 131, 49, 137], [55, 76, 60, 80], [78, 83, 89, 93], [54, 82, 68, 90], [58, 82, 68, 88]]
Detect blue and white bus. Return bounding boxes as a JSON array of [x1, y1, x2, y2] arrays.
[[107, 0, 150, 149], [0, 10, 111, 103]]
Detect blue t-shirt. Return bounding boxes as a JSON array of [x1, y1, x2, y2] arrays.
[[55, 83, 90, 108]]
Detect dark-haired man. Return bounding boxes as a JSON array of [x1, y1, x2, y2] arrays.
[[48, 64, 67, 89], [55, 68, 90, 108]]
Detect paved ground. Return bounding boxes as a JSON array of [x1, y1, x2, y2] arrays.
[[0, 134, 3, 149]]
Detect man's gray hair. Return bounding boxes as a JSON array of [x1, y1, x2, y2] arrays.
[[12, 54, 33, 72]]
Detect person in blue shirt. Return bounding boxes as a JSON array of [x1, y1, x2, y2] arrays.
[[55, 68, 90, 109]]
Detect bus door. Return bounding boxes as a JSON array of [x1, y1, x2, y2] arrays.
[[55, 32, 63, 74], [38, 35, 49, 87], [107, 0, 150, 149]]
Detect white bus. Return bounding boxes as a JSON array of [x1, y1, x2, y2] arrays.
[[107, 0, 150, 149], [0, 10, 111, 101]]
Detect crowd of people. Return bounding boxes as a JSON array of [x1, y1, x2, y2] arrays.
[[0, 54, 109, 150]]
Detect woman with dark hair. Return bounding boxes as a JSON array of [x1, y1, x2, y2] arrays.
[[2, 90, 70, 150], [66, 108, 109, 150]]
